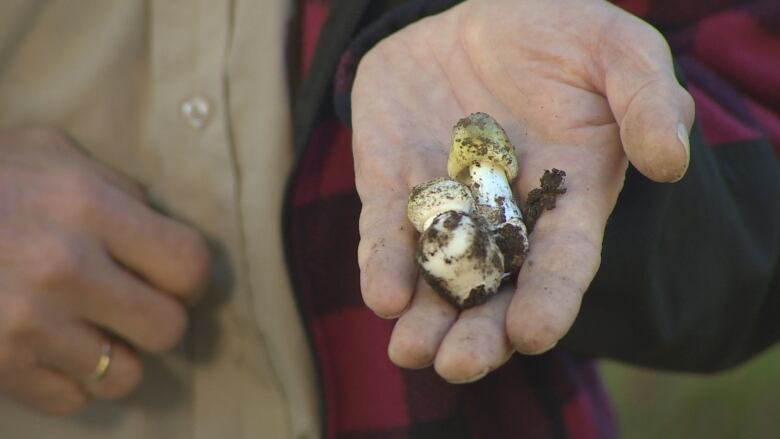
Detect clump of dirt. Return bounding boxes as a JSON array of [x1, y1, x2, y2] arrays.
[[494, 222, 528, 274], [522, 169, 566, 233]]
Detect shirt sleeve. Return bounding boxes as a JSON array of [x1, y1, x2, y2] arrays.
[[561, 132, 780, 372]]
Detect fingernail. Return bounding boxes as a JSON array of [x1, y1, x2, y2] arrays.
[[672, 123, 691, 182]]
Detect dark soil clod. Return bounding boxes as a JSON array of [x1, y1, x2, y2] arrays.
[[522, 169, 567, 233]]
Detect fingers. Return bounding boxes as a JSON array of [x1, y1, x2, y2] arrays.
[[75, 251, 188, 353], [388, 278, 458, 368], [358, 196, 418, 318], [506, 218, 603, 355], [507, 231, 599, 354], [1, 367, 88, 416], [390, 281, 516, 383], [434, 290, 514, 383], [508, 150, 622, 354], [41, 166, 211, 303], [595, 13, 695, 182], [91, 187, 212, 303], [36, 323, 142, 400]]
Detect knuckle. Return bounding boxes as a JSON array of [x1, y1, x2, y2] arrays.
[[52, 170, 104, 219], [24, 234, 85, 287], [2, 298, 46, 344]]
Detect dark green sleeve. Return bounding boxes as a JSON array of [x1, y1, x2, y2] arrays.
[[562, 126, 780, 372]]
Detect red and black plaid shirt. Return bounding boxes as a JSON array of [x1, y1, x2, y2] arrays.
[[285, 1, 780, 437]]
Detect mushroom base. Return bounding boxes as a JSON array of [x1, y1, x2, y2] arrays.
[[495, 221, 529, 274], [415, 211, 504, 310], [419, 270, 496, 309]]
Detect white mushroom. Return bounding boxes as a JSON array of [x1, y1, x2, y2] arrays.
[[407, 178, 504, 308], [407, 178, 474, 232], [447, 112, 529, 274]]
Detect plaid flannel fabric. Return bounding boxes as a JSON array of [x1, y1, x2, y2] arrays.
[[286, 1, 779, 437]]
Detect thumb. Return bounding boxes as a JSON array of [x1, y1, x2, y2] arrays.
[[596, 14, 695, 182]]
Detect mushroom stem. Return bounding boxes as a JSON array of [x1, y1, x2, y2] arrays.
[[447, 113, 530, 274], [468, 162, 528, 273], [469, 162, 523, 229]]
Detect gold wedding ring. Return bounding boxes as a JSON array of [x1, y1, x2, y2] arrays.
[[91, 340, 113, 382]]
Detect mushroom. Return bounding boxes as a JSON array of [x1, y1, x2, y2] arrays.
[[407, 178, 505, 308], [407, 177, 475, 232], [447, 112, 529, 274]]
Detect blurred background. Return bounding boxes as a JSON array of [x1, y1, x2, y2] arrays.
[[601, 345, 780, 438]]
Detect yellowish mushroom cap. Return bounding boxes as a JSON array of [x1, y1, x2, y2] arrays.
[[407, 178, 475, 232], [447, 112, 518, 181]]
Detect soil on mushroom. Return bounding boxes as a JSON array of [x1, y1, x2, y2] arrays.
[[495, 222, 528, 274], [419, 269, 494, 308], [415, 211, 502, 309]]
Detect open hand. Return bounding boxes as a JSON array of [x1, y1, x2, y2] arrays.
[[352, 0, 694, 382]]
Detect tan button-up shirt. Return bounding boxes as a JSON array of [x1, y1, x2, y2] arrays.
[[0, 1, 320, 438]]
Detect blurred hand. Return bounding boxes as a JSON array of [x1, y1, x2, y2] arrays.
[[0, 127, 211, 414], [352, 0, 693, 382]]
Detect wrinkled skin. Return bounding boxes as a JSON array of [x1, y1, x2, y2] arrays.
[[353, 0, 694, 383]]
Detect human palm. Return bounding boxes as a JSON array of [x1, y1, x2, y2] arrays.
[[352, 0, 694, 382]]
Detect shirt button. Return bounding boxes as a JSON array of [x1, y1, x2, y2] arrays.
[[180, 95, 213, 129]]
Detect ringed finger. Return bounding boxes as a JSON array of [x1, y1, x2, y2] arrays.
[[36, 323, 142, 400], [74, 251, 188, 353]]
